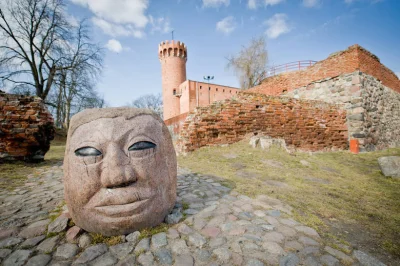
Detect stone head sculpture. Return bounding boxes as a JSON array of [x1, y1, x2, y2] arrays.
[[63, 108, 177, 236]]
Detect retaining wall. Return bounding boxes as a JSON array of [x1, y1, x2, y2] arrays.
[[284, 72, 400, 151]]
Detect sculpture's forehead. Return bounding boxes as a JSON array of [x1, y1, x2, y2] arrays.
[[71, 115, 163, 142]]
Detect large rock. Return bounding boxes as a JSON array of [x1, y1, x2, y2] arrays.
[[378, 156, 400, 178], [64, 108, 177, 236]]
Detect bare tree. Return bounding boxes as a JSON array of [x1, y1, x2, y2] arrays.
[[129, 93, 163, 119], [0, 0, 105, 129], [226, 36, 268, 89], [0, 0, 96, 100], [53, 20, 103, 129]]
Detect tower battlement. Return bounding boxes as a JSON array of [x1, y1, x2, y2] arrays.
[[158, 40, 187, 61]]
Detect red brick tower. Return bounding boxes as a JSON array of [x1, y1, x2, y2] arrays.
[[158, 40, 187, 120]]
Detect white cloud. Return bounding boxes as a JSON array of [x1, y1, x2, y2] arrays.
[[65, 14, 80, 27], [105, 39, 123, 53], [149, 16, 172, 34], [70, 0, 172, 38], [91, 17, 145, 38], [92, 17, 130, 36], [248, 0, 257, 9], [203, 0, 230, 8], [303, 0, 320, 7], [216, 16, 236, 35], [247, 0, 284, 9], [70, 0, 149, 28], [264, 13, 291, 39], [265, 0, 285, 6]]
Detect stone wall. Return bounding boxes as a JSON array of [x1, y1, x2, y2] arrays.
[[177, 93, 348, 153], [362, 74, 400, 150], [0, 91, 55, 161], [249, 44, 400, 96], [284, 71, 364, 149], [283, 72, 400, 151]]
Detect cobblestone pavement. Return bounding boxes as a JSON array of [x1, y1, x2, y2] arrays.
[[0, 164, 386, 266]]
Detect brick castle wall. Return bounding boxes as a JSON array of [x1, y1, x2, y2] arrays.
[[249, 45, 400, 96], [0, 91, 55, 161], [177, 93, 348, 153]]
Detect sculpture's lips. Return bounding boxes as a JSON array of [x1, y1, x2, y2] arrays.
[[86, 187, 153, 217], [94, 199, 150, 217]]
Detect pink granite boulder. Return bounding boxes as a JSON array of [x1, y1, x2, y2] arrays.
[[63, 108, 177, 236]]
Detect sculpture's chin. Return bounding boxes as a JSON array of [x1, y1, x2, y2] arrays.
[[70, 194, 175, 236]]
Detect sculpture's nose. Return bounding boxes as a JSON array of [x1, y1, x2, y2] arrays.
[[101, 143, 136, 189]]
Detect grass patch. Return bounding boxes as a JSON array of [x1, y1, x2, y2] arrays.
[[90, 233, 123, 246], [138, 223, 170, 241], [178, 140, 400, 258], [182, 201, 189, 210], [48, 200, 66, 222]]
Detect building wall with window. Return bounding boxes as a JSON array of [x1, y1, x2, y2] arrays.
[[178, 80, 240, 114]]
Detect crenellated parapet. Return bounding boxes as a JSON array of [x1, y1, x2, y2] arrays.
[[158, 40, 187, 61]]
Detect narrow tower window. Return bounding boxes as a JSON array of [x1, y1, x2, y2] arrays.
[[173, 89, 176, 95]]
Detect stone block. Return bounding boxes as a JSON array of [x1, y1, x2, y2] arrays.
[[378, 156, 400, 178]]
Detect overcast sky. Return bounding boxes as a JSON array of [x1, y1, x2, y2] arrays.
[[67, 0, 400, 107]]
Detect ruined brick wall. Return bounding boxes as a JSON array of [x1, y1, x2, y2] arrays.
[[358, 47, 400, 93], [177, 93, 348, 153], [164, 112, 188, 140], [0, 91, 55, 161], [283, 71, 400, 151], [249, 44, 400, 96], [284, 71, 364, 149]]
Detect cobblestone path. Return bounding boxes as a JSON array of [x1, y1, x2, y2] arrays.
[[0, 164, 386, 266]]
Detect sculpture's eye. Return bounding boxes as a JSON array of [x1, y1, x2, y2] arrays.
[[128, 141, 156, 151], [75, 147, 102, 157]]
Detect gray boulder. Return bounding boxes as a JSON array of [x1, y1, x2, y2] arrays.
[[378, 156, 400, 178]]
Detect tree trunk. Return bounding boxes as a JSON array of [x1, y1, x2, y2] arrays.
[[64, 99, 71, 129]]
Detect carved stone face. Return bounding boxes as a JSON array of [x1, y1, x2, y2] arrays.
[[63, 108, 177, 236]]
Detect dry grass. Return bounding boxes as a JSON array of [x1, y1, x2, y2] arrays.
[[178, 140, 400, 258]]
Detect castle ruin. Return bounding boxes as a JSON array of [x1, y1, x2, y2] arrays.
[[159, 41, 400, 153]]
